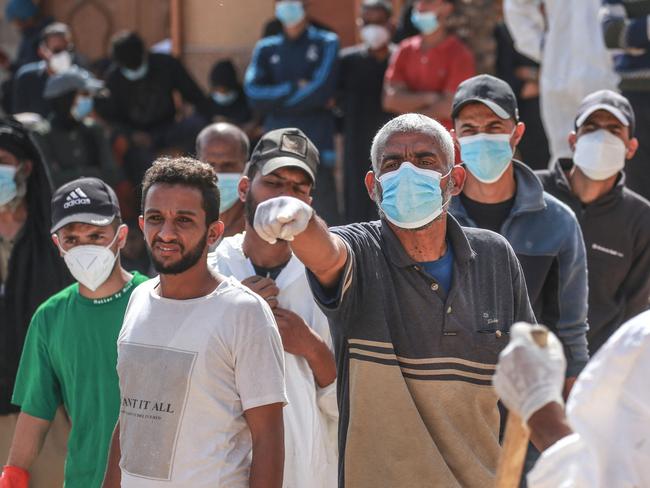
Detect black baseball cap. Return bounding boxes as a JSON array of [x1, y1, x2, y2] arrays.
[[247, 128, 319, 185], [452, 74, 519, 121], [51, 177, 121, 233], [575, 89, 635, 135]]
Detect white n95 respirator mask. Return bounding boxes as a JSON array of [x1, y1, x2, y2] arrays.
[[56, 227, 123, 291], [573, 129, 626, 181]]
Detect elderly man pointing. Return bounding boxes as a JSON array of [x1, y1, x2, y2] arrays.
[[254, 113, 536, 487]]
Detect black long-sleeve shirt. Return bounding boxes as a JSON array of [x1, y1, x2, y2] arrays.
[[97, 53, 215, 131], [537, 159, 650, 353]]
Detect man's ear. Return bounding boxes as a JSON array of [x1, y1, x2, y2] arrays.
[[568, 132, 577, 153], [512, 121, 526, 148], [626, 137, 639, 160], [448, 164, 466, 196], [138, 215, 145, 232], [116, 224, 129, 250], [364, 170, 377, 201], [51, 233, 64, 256], [238, 176, 250, 202], [207, 220, 225, 247]]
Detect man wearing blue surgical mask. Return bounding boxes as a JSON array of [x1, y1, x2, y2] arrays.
[[383, 0, 475, 129], [537, 90, 650, 355], [196, 122, 248, 241], [31, 68, 116, 188], [0, 118, 70, 488], [252, 113, 536, 487], [449, 74, 590, 481], [245, 0, 341, 225]]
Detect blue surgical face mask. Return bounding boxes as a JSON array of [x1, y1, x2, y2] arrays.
[[276, 1, 305, 27], [121, 62, 148, 81], [217, 173, 241, 212], [411, 10, 439, 35], [71, 95, 94, 121], [212, 91, 238, 106], [378, 161, 452, 229], [0, 164, 18, 206], [459, 132, 514, 184]]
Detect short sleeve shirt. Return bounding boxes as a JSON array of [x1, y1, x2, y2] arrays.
[[117, 277, 287, 487], [12, 272, 148, 488], [384, 34, 476, 127], [307, 217, 535, 488]]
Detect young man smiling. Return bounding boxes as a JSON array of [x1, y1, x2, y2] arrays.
[[103, 157, 286, 488], [2, 177, 147, 488]]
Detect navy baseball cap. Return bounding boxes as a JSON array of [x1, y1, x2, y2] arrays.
[[51, 177, 121, 233]]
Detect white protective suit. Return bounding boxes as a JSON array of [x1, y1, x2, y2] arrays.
[[209, 233, 338, 488], [528, 310, 650, 487], [504, 0, 619, 163]]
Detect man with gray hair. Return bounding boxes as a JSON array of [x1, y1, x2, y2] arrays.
[[195, 122, 249, 239], [253, 113, 536, 487]]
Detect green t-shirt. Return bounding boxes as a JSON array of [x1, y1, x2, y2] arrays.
[[12, 272, 148, 488]]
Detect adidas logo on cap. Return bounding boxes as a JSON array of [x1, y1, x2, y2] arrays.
[[63, 187, 92, 209]]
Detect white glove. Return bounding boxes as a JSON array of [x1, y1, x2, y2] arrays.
[[493, 323, 566, 423], [253, 196, 314, 245]]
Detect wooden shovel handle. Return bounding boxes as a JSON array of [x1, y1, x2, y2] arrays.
[[495, 326, 549, 488]]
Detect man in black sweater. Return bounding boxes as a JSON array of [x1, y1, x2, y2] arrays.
[[537, 90, 650, 354], [96, 31, 215, 187]]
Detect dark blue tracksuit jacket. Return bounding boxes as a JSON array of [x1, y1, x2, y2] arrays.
[[244, 26, 339, 166]]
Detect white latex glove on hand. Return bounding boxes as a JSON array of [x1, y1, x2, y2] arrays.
[[253, 196, 314, 245], [493, 323, 567, 424]]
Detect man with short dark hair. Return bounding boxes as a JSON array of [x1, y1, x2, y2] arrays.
[[383, 0, 475, 128], [210, 128, 338, 488], [253, 113, 535, 487], [245, 0, 341, 224], [2, 177, 147, 488], [103, 157, 286, 488], [195, 122, 249, 239], [339, 0, 395, 223], [537, 90, 650, 354]]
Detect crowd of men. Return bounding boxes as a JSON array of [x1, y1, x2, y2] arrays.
[[0, 0, 649, 487]]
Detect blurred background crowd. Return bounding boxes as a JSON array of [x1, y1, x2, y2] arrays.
[[0, 0, 647, 273]]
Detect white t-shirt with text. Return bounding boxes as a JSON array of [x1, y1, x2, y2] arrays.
[[116, 277, 287, 487]]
